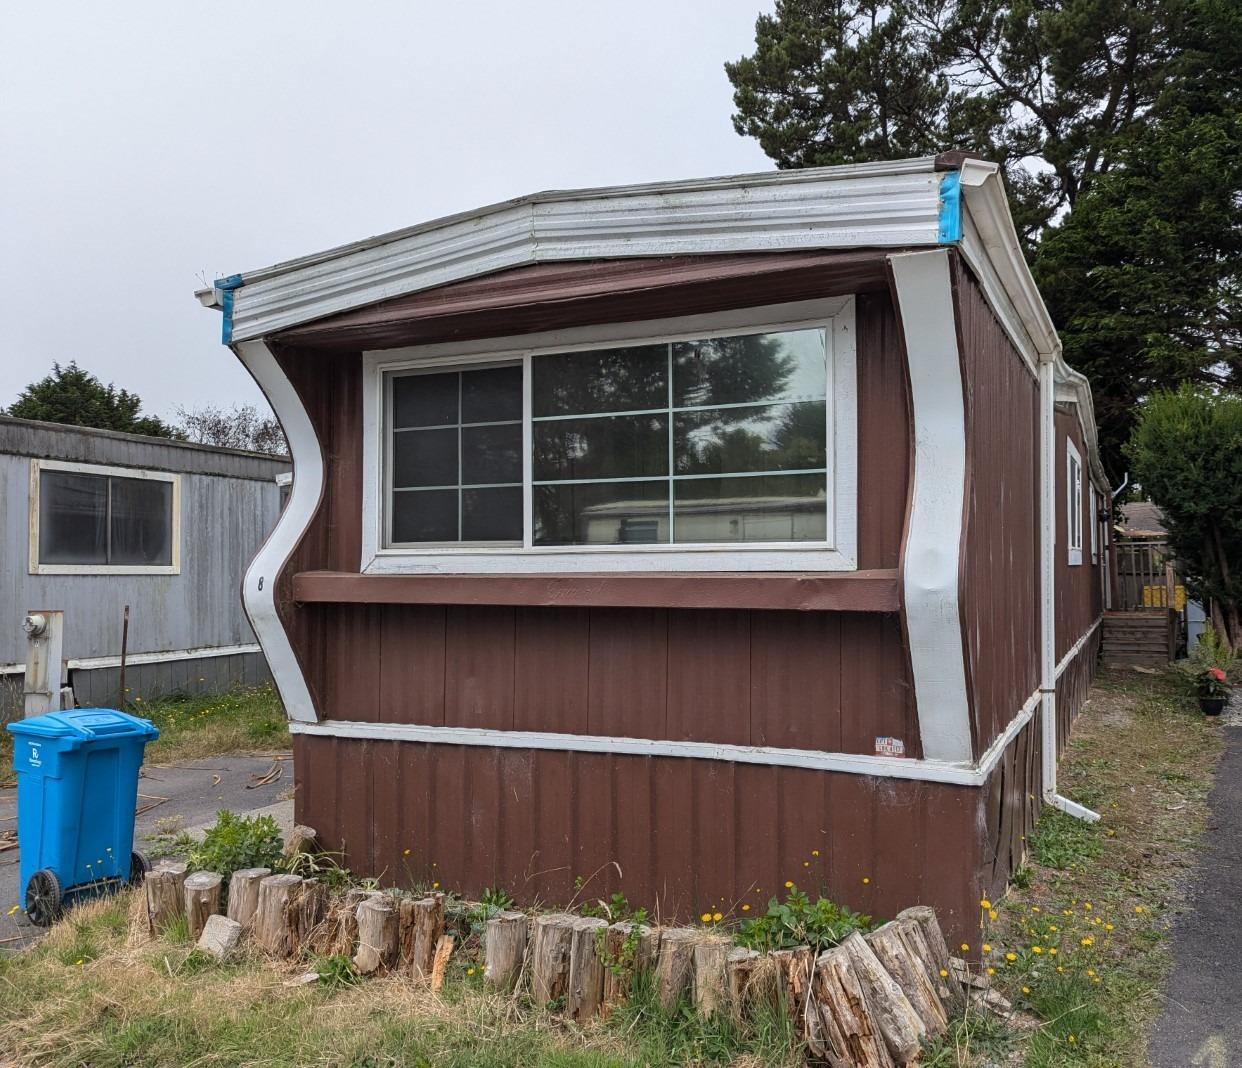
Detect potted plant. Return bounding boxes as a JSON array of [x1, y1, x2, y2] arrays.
[[1197, 666, 1230, 716]]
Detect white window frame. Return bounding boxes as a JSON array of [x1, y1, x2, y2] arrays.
[[28, 459, 182, 576], [1066, 439, 1083, 567], [1089, 484, 1099, 564], [360, 297, 858, 574]]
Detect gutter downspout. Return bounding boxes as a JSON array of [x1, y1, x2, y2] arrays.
[[1039, 355, 1100, 823]]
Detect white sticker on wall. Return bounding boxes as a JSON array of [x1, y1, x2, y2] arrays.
[[875, 736, 906, 758]]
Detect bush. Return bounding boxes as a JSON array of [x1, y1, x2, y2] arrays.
[[735, 885, 871, 954], [183, 811, 284, 889]]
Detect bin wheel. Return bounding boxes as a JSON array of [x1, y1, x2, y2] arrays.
[[25, 869, 64, 928], [129, 851, 151, 887]]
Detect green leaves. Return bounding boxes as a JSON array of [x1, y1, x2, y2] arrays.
[[183, 811, 285, 892], [735, 884, 872, 953], [6, 361, 179, 438]]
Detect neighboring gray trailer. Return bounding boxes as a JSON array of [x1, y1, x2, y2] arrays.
[[0, 416, 289, 714]]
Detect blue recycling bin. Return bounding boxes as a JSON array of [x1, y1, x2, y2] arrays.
[[7, 708, 159, 925]]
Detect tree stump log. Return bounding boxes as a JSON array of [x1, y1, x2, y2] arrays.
[[726, 947, 760, 1019], [770, 945, 815, 1020], [225, 867, 271, 931], [806, 946, 895, 1068], [430, 933, 455, 992], [896, 905, 962, 1010], [600, 923, 658, 1014], [399, 894, 446, 979], [183, 871, 223, 941], [530, 913, 577, 1007], [841, 932, 925, 1063], [283, 824, 319, 862], [693, 936, 732, 1018], [653, 928, 699, 1012], [567, 916, 609, 1022], [866, 920, 948, 1036], [294, 878, 330, 951], [254, 873, 303, 957], [354, 895, 399, 975], [484, 910, 528, 992], [144, 862, 188, 936]]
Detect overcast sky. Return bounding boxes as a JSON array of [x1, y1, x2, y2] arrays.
[[0, 2, 775, 423]]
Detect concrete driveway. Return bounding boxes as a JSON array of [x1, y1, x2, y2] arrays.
[[0, 752, 292, 952]]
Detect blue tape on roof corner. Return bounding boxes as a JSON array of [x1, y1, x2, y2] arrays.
[[214, 275, 245, 346], [938, 171, 963, 243]]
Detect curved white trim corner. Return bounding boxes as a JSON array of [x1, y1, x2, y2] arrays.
[[233, 339, 324, 723], [889, 249, 973, 763]]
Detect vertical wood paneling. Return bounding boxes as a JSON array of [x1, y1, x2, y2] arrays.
[[514, 607, 590, 733], [839, 614, 917, 757], [378, 606, 446, 724], [443, 606, 516, 730], [666, 610, 751, 745], [586, 609, 668, 739], [750, 612, 842, 751]]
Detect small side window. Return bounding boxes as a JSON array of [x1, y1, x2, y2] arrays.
[[1066, 440, 1083, 566]]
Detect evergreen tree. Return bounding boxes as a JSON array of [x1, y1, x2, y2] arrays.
[[6, 362, 178, 438]]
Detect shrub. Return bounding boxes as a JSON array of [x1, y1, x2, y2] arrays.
[[735, 885, 871, 954], [183, 811, 283, 887]]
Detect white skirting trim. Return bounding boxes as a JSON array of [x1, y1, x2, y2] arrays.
[[0, 642, 263, 676], [289, 618, 1105, 789]]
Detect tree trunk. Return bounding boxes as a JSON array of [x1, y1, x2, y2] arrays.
[[225, 867, 271, 931], [283, 824, 319, 862], [693, 936, 732, 1018], [841, 932, 925, 1062], [144, 862, 188, 936], [567, 917, 609, 1022], [653, 928, 699, 1012], [805, 946, 895, 1068], [530, 913, 576, 1007], [353, 896, 399, 975], [254, 873, 303, 957], [183, 871, 223, 941], [866, 920, 948, 1036], [399, 894, 445, 979], [484, 910, 528, 992]]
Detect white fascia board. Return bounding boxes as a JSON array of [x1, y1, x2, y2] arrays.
[[212, 165, 943, 343]]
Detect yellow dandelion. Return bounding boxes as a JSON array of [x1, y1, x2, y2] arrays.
[[1032, 946, 1043, 954], [1049, 948, 1058, 956], [1057, 965, 1065, 973], [1105, 923, 1115, 931], [1068, 1034, 1077, 1044], [1087, 969, 1095, 977], [1049, 924, 1058, 932], [466, 967, 475, 976], [403, 848, 411, 856], [960, 943, 970, 952], [741, 904, 750, 912], [1135, 905, 1145, 914], [986, 967, 995, 976], [75, 959, 83, 966], [980, 898, 992, 909], [862, 877, 871, 885], [1031, 906, 1041, 913], [989, 909, 998, 921], [811, 850, 820, 857], [803, 861, 810, 868], [939, 969, 948, 978], [432, 881, 440, 890], [982, 943, 992, 953], [701, 912, 712, 923], [1093, 976, 1101, 984], [1084, 902, 1092, 910], [1005, 952, 1017, 962], [712, 911, 723, 923], [1081, 936, 1094, 946], [1022, 985, 1031, 994], [784, 881, 794, 889], [1063, 909, 1073, 916]]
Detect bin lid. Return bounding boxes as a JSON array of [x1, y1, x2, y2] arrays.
[[7, 707, 159, 743]]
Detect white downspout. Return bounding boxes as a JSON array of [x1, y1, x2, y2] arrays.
[[1039, 355, 1100, 823]]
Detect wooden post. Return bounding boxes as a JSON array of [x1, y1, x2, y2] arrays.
[[354, 895, 399, 975], [283, 825, 319, 863], [183, 871, 223, 941], [294, 878, 329, 950], [399, 894, 446, 979], [225, 867, 271, 931], [726, 947, 760, 1019], [805, 946, 895, 1068], [769, 945, 815, 1018], [693, 936, 732, 1018], [254, 873, 303, 957], [530, 913, 576, 1007], [653, 928, 699, 1012], [866, 920, 948, 1036], [430, 933, 455, 992], [567, 917, 609, 1022], [896, 906, 962, 1010], [841, 932, 925, 1063], [144, 861, 188, 936], [484, 910, 528, 992], [601, 923, 659, 1014]]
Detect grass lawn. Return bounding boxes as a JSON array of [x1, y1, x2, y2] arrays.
[[0, 669, 1224, 1067], [927, 667, 1225, 1067]]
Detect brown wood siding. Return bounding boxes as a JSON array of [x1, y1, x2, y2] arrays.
[[1055, 410, 1104, 659], [953, 261, 1041, 754], [273, 257, 918, 756], [314, 602, 918, 756], [293, 734, 988, 944]]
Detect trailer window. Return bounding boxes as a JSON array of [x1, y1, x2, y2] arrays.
[[1066, 440, 1083, 566], [30, 461, 180, 574]]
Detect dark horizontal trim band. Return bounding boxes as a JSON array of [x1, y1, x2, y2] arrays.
[[291, 568, 901, 613]]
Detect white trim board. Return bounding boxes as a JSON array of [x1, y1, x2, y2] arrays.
[[0, 642, 263, 676], [289, 617, 1105, 789], [232, 339, 323, 723], [888, 249, 973, 764], [360, 298, 858, 575]]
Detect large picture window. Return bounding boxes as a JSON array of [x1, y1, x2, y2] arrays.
[[29, 461, 180, 574], [367, 300, 857, 573]]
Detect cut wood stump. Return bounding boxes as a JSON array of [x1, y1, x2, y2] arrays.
[[726, 946, 760, 1019], [693, 936, 732, 1018], [283, 824, 318, 861], [531, 913, 576, 1007], [354, 895, 399, 975], [896, 905, 961, 1010], [225, 867, 271, 931], [183, 871, 223, 941], [769, 945, 815, 1019], [400, 894, 446, 979], [601, 923, 658, 1014], [254, 873, 303, 957], [294, 878, 329, 951], [866, 920, 948, 1036], [806, 945, 895, 1068], [484, 910, 528, 992], [653, 928, 699, 1012], [430, 933, 455, 992], [567, 916, 609, 1022], [841, 932, 925, 1063], [144, 861, 188, 936]]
